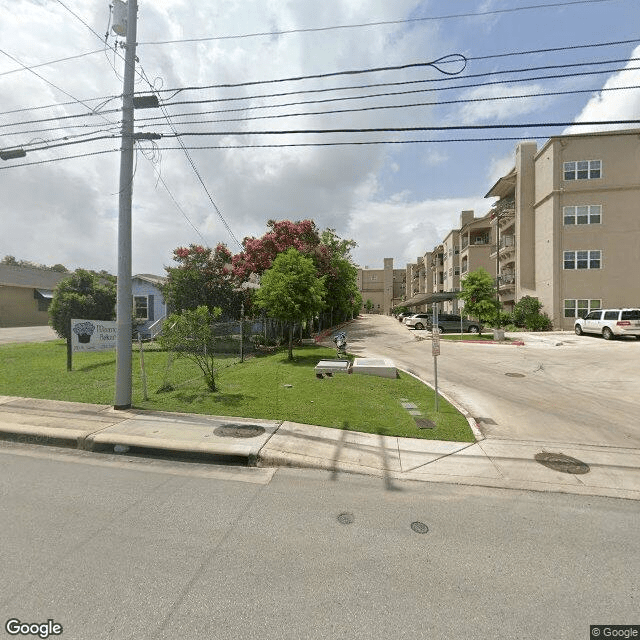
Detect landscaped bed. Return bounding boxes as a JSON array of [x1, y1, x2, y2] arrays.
[[0, 341, 474, 442]]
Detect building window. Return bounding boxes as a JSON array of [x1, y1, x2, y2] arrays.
[[134, 295, 148, 319], [370, 274, 377, 281], [563, 160, 601, 181], [454, 246, 460, 255], [564, 299, 601, 318], [454, 266, 460, 275], [563, 205, 601, 225], [563, 250, 601, 270]]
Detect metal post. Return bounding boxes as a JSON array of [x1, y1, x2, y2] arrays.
[[240, 302, 244, 363], [114, 0, 138, 409]]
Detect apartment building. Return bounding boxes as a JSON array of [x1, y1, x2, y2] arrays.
[[357, 258, 406, 314], [487, 129, 640, 329], [363, 129, 639, 324]]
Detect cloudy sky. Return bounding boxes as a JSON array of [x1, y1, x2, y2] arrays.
[[1, 0, 639, 275]]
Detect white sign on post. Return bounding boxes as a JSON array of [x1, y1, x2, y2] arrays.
[[71, 319, 118, 352], [432, 331, 440, 356]]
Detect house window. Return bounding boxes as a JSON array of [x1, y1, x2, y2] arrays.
[[563, 250, 601, 270], [564, 299, 601, 318], [563, 160, 601, 181], [454, 246, 460, 255], [370, 274, 377, 281], [563, 205, 601, 225], [134, 295, 148, 319]]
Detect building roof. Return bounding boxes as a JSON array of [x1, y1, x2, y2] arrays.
[[0, 264, 69, 290], [133, 273, 166, 286], [485, 168, 516, 199]]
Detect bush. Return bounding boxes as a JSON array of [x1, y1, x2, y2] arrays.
[[512, 296, 552, 331], [526, 312, 552, 332]]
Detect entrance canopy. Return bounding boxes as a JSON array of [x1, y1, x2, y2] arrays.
[[402, 292, 459, 307]]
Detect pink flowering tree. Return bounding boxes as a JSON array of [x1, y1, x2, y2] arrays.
[[232, 220, 361, 321], [162, 243, 246, 318]]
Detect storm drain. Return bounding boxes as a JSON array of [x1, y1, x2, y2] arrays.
[[213, 424, 266, 439], [534, 452, 590, 474], [505, 372, 526, 378], [410, 521, 429, 534], [337, 512, 355, 525], [415, 418, 436, 430]]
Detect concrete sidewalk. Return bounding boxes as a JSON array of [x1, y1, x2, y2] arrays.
[[1, 395, 638, 501]]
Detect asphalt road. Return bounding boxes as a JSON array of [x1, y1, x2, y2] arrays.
[[1, 443, 638, 640], [345, 315, 640, 449]]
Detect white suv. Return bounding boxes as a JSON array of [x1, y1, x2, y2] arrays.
[[574, 308, 640, 340]]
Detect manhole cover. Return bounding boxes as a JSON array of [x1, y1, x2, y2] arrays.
[[337, 512, 355, 525], [410, 521, 429, 534], [505, 372, 526, 378], [213, 424, 266, 438], [534, 452, 590, 474]]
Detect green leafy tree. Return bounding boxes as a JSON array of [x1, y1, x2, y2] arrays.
[[163, 243, 245, 319], [48, 269, 116, 340], [458, 268, 500, 332], [159, 306, 223, 391], [365, 299, 374, 313], [254, 248, 327, 360]]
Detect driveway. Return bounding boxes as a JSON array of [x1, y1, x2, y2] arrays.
[[0, 325, 58, 344], [343, 315, 640, 449]]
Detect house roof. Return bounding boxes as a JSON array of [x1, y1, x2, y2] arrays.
[[133, 273, 166, 286], [0, 264, 69, 290]]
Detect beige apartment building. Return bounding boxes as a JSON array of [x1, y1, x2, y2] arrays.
[[364, 129, 639, 325], [357, 258, 406, 314], [487, 128, 640, 329]]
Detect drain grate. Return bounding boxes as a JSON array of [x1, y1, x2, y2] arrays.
[[474, 417, 497, 425], [337, 512, 355, 525], [410, 521, 429, 534], [213, 424, 266, 439], [534, 452, 590, 474], [415, 418, 436, 430], [505, 372, 526, 378]]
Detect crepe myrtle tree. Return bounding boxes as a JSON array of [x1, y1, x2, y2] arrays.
[[163, 243, 245, 319], [458, 268, 501, 333], [254, 248, 327, 360]]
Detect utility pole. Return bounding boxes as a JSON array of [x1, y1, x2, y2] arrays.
[[114, 0, 138, 409]]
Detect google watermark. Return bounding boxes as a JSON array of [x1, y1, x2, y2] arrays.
[[591, 626, 639, 638], [5, 619, 63, 639]]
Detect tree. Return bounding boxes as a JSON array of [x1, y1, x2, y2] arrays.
[[159, 306, 223, 391], [232, 219, 321, 281], [163, 243, 245, 319], [253, 248, 326, 359], [233, 220, 360, 323], [48, 270, 116, 340], [458, 268, 500, 332]]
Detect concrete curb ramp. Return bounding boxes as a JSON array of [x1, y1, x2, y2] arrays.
[[1, 396, 639, 501]]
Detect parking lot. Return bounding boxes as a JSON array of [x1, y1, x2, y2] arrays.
[[345, 315, 640, 449]]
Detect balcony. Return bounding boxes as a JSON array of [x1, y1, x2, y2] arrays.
[[498, 271, 516, 288]]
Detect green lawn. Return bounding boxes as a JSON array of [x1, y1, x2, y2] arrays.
[[0, 340, 474, 442]]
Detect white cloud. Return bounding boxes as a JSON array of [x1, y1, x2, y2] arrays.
[[457, 83, 549, 124], [564, 44, 640, 134]]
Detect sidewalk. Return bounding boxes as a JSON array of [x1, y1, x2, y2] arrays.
[[1, 394, 638, 501]]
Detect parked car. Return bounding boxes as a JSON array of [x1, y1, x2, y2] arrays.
[[574, 308, 640, 340], [404, 313, 431, 329], [397, 312, 414, 323], [406, 312, 482, 333]]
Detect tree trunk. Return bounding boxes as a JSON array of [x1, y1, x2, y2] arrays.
[[288, 323, 293, 360]]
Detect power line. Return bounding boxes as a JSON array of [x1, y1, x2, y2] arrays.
[[131, 65, 640, 128], [155, 120, 640, 138], [136, 0, 622, 45], [0, 49, 105, 78], [3, 36, 636, 118]]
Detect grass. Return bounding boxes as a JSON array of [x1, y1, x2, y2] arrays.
[[0, 340, 475, 442]]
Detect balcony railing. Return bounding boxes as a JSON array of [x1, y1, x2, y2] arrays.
[[498, 271, 516, 286]]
